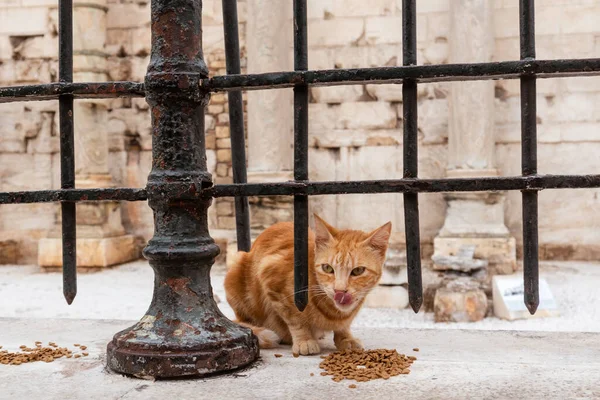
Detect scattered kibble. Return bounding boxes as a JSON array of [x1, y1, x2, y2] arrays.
[[82, 352, 89, 357], [310, 373, 314, 377], [0, 342, 87, 365], [349, 384, 357, 389], [79, 346, 87, 350], [293, 353, 299, 358], [318, 349, 415, 383], [413, 348, 419, 352], [274, 354, 283, 358]]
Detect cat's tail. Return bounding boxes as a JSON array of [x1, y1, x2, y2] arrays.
[[235, 320, 281, 349]]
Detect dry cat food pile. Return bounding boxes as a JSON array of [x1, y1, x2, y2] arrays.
[[0, 342, 89, 365], [318, 349, 416, 384]]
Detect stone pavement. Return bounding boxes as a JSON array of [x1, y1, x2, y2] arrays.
[[0, 318, 599, 399]]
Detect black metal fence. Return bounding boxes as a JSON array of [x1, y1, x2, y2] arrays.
[[1, 0, 599, 379]]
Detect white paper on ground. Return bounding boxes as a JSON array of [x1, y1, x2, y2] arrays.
[[493, 274, 560, 320]]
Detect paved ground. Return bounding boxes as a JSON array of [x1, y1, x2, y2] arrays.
[[1, 260, 599, 332], [0, 318, 598, 400]]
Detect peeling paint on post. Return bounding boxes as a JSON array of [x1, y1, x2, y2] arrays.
[[105, 0, 259, 379]]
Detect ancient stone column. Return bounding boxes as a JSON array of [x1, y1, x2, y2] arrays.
[[242, 0, 294, 231], [38, 0, 139, 269], [431, 0, 516, 321]]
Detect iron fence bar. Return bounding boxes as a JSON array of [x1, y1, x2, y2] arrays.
[[520, 0, 539, 314], [199, 58, 600, 92], [222, 0, 251, 252], [3, 174, 600, 205], [402, 0, 422, 313], [0, 81, 145, 103], [293, 0, 309, 312], [58, 0, 76, 305], [0, 188, 148, 204], [2, 59, 600, 103]]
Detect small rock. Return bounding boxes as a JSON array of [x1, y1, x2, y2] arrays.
[[434, 286, 488, 323]]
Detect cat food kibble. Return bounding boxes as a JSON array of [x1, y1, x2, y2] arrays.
[[319, 349, 415, 383], [0, 342, 88, 365]]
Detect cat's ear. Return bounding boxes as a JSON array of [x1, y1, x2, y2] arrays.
[[313, 213, 337, 249], [363, 221, 392, 255]]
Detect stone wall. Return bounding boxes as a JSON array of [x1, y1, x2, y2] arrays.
[[1, 0, 600, 264]]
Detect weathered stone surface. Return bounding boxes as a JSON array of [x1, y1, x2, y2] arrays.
[[38, 235, 141, 268], [432, 244, 489, 272], [434, 280, 488, 323], [0, 240, 19, 264]]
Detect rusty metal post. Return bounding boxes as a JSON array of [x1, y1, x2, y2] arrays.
[[106, 0, 259, 378]]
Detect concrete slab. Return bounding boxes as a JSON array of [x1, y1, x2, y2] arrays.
[[0, 318, 599, 399]]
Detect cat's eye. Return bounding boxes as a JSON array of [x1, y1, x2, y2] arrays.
[[351, 267, 366, 276], [321, 264, 334, 274]]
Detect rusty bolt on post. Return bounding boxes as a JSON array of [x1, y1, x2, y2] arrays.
[[106, 0, 259, 378]]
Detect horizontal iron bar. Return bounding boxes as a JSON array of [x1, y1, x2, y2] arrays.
[[207, 175, 600, 197], [200, 58, 600, 92], [0, 81, 145, 104], [2, 174, 600, 205], [0, 188, 148, 204], [1, 59, 599, 103]]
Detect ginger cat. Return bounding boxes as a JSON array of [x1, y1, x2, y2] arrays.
[[224, 214, 391, 356]]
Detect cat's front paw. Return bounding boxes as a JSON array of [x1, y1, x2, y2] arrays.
[[292, 339, 321, 356], [336, 337, 363, 351]]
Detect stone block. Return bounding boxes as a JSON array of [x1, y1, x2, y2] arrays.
[[432, 245, 489, 272], [0, 7, 48, 36], [364, 285, 409, 309], [106, 3, 150, 29], [0, 240, 19, 264], [14, 59, 52, 83], [433, 237, 517, 277], [309, 102, 397, 132], [73, 7, 107, 53], [216, 126, 230, 138], [365, 17, 402, 45], [311, 85, 364, 104], [217, 149, 231, 163], [129, 27, 151, 56], [322, 0, 395, 17], [11, 35, 57, 59], [492, 274, 560, 321], [308, 18, 364, 48], [434, 280, 488, 323], [410, 0, 449, 14], [38, 235, 141, 268], [365, 84, 403, 102]]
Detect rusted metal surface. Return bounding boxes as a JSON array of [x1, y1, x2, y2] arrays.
[[0, 188, 148, 204], [199, 58, 600, 92], [0, 81, 145, 103], [105, 0, 258, 379], [4, 174, 600, 206]]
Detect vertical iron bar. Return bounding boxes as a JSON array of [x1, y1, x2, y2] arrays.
[[222, 0, 251, 251], [58, 0, 76, 305], [402, 0, 422, 313], [519, 0, 539, 314], [293, 0, 309, 311]]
